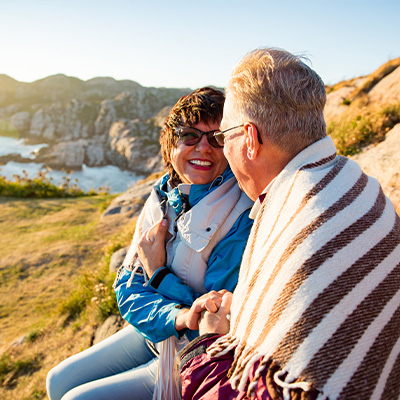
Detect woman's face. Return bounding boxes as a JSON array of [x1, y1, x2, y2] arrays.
[[171, 120, 228, 185]]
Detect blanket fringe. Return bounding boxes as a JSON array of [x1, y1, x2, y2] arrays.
[[246, 356, 269, 397], [227, 341, 247, 379], [274, 369, 311, 400], [207, 334, 238, 357], [237, 352, 262, 392], [232, 347, 257, 388]]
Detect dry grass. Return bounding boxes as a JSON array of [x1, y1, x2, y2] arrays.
[[0, 194, 135, 399], [326, 57, 400, 97], [350, 57, 400, 99]]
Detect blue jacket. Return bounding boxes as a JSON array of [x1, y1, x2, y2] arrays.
[[115, 168, 253, 343]]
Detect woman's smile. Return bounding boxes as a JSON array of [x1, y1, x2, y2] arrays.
[[171, 121, 228, 185], [188, 159, 213, 168]]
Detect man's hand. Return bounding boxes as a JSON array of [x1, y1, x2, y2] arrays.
[[137, 219, 168, 278], [199, 291, 232, 335]]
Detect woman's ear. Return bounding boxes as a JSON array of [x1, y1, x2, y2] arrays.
[[244, 123, 260, 160]]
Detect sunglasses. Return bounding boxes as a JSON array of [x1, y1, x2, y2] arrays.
[[175, 127, 222, 148]]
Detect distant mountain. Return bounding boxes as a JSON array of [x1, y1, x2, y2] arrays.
[[0, 74, 150, 105], [0, 74, 23, 92]]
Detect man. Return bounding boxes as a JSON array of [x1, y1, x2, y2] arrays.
[[179, 48, 400, 400]]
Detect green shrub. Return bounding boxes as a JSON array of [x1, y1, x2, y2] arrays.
[[0, 169, 108, 198], [328, 102, 400, 156], [26, 329, 43, 343]]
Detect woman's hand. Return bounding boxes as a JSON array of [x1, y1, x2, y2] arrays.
[[137, 219, 168, 278]]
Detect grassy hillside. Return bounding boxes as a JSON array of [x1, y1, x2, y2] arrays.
[[0, 194, 136, 399]]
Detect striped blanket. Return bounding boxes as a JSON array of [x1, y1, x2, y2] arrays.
[[207, 137, 400, 400]]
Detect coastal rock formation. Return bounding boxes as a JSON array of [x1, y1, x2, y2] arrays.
[[0, 75, 190, 175]]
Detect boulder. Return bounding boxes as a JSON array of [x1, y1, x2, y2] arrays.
[[30, 109, 52, 138], [324, 77, 368, 123], [102, 177, 157, 218], [94, 99, 117, 136], [350, 123, 400, 211], [109, 247, 129, 273], [92, 315, 128, 345], [49, 140, 87, 169], [86, 141, 106, 166], [107, 119, 162, 175], [368, 66, 400, 106]]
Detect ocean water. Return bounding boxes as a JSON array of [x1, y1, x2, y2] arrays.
[[0, 136, 48, 158], [0, 137, 142, 194]]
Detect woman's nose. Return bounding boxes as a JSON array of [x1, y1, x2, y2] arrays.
[[195, 134, 211, 152]]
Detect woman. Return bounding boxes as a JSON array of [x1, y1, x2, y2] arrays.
[[46, 87, 253, 400]]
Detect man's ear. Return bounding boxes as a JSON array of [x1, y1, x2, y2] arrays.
[[244, 122, 260, 160]]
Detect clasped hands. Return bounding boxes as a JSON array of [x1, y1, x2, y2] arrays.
[[137, 218, 232, 335], [184, 289, 233, 336]]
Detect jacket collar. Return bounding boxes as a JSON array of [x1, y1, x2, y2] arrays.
[[157, 167, 234, 215]]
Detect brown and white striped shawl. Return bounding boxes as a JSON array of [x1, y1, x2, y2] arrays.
[[207, 137, 400, 400]]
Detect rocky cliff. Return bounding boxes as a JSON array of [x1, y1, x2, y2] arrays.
[[0, 74, 191, 175]]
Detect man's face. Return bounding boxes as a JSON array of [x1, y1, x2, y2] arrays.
[[220, 95, 251, 196], [221, 94, 265, 201]]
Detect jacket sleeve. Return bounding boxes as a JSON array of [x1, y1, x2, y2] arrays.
[[114, 185, 194, 343], [114, 266, 182, 343], [150, 209, 253, 303]]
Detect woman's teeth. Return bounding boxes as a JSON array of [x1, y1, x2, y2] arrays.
[[190, 160, 212, 167]]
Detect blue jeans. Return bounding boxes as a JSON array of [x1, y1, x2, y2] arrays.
[[46, 325, 159, 400]]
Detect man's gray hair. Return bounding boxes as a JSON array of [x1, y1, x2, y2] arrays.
[[226, 48, 327, 155]]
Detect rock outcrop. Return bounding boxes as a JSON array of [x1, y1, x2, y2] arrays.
[[350, 123, 400, 211], [324, 59, 400, 124], [368, 66, 400, 106]]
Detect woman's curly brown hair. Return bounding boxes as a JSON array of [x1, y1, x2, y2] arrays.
[[160, 87, 225, 184]]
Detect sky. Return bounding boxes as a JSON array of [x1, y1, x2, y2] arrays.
[[1, 0, 399, 90]]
